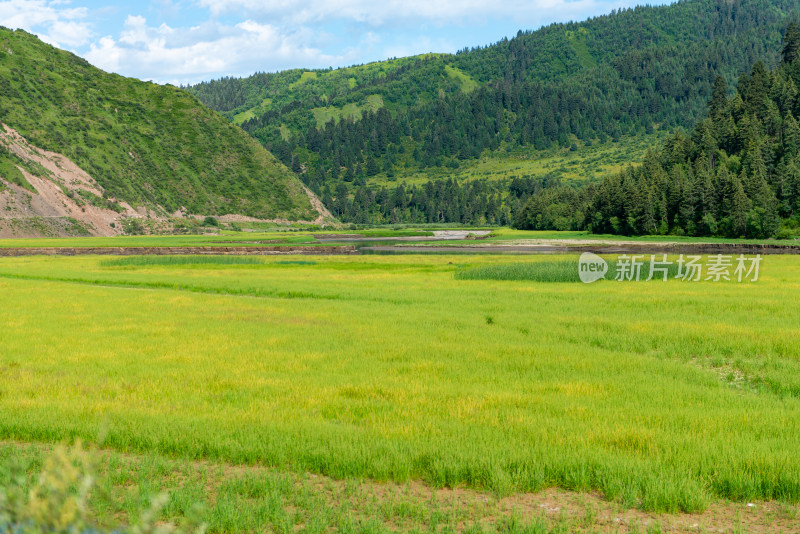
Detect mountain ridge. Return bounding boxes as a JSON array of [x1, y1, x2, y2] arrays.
[[188, 0, 800, 225], [516, 29, 800, 239], [0, 27, 332, 237]]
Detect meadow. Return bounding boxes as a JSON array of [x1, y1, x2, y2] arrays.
[[367, 135, 667, 188], [0, 228, 434, 249], [0, 227, 795, 250], [0, 252, 799, 531]]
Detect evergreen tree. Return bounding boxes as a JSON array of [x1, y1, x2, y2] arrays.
[[709, 75, 729, 117], [730, 172, 750, 236], [783, 22, 800, 64]]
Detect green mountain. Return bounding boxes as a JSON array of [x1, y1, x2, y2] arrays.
[[188, 0, 800, 225], [516, 26, 800, 239], [0, 28, 329, 237]]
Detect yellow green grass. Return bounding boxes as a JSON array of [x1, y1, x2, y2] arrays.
[[0, 228, 439, 248], [7, 441, 796, 534], [225, 55, 444, 127], [444, 65, 479, 93], [17, 441, 784, 534], [565, 28, 597, 69], [232, 98, 272, 125], [0, 253, 799, 529], [0, 231, 320, 248], [311, 95, 384, 127], [289, 71, 318, 89], [0, 228, 794, 249], [370, 134, 666, 187]]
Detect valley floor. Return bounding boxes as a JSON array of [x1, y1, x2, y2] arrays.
[[1, 245, 799, 532]]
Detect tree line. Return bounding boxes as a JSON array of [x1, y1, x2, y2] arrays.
[[187, 0, 800, 225], [321, 176, 557, 225], [515, 25, 800, 238]]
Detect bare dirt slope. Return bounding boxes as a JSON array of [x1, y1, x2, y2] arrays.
[[0, 124, 139, 237], [0, 124, 337, 237]]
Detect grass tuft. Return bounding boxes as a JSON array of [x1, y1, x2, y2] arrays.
[[455, 259, 681, 282]]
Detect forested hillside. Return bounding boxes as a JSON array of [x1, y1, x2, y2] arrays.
[[516, 26, 800, 238], [188, 0, 800, 225], [0, 28, 321, 224]]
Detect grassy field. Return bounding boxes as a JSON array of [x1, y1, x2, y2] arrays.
[[0, 229, 437, 248], [311, 95, 384, 128], [0, 232, 318, 248], [232, 98, 273, 125], [0, 252, 799, 531], [368, 134, 666, 188], [444, 66, 479, 93], [0, 227, 797, 249]]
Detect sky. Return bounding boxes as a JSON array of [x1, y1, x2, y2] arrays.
[[0, 0, 673, 85]]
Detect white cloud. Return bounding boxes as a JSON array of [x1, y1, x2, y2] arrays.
[[2, 0, 667, 84], [0, 0, 91, 47], [84, 15, 355, 84], [194, 0, 617, 26], [46, 19, 92, 46]]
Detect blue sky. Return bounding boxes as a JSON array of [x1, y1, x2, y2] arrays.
[[1, 0, 673, 85]]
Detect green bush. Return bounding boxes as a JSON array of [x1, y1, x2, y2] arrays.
[[121, 218, 145, 235]]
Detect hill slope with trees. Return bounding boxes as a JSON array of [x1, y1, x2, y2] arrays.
[[0, 27, 323, 231], [516, 24, 800, 238], [188, 0, 800, 225]]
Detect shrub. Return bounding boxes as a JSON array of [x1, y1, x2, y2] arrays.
[[0, 441, 207, 534], [121, 218, 145, 235]]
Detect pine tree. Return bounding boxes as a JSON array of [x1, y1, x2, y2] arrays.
[[789, 158, 800, 214], [709, 75, 728, 117], [697, 120, 717, 169], [784, 22, 800, 64], [730, 173, 750, 237], [744, 62, 770, 120], [640, 182, 657, 235], [763, 189, 781, 237], [784, 113, 800, 156], [334, 183, 349, 216], [702, 171, 717, 218], [715, 166, 733, 218], [365, 156, 379, 176], [779, 77, 798, 117]]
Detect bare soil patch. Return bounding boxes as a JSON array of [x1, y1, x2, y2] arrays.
[[3, 440, 796, 532]]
